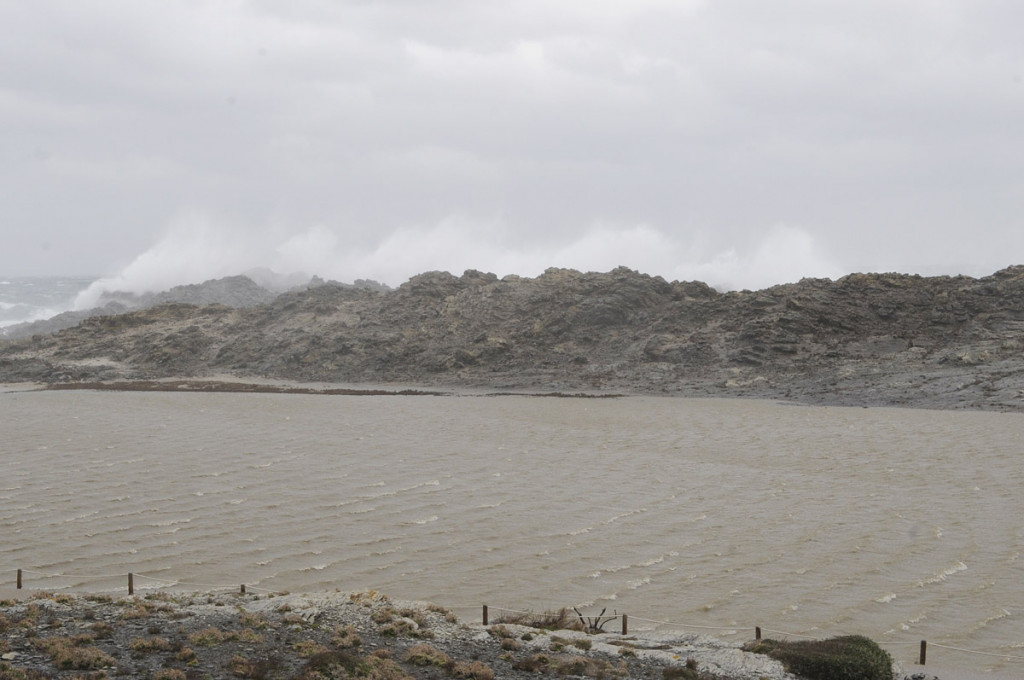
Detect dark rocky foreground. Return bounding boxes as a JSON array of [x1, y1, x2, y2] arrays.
[[0, 590, 951, 680], [2, 266, 1024, 410], [0, 590, 799, 680]]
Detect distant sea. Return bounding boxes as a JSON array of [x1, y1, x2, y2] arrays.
[[0, 276, 97, 332]]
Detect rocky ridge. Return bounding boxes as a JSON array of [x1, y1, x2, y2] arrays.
[[0, 275, 388, 341], [2, 266, 1024, 410]]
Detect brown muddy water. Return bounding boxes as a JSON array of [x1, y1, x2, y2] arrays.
[[2, 388, 1023, 672]]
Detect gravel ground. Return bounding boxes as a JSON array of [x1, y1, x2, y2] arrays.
[[0, 590, 803, 680]]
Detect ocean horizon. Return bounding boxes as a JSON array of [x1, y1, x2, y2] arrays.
[[0, 275, 98, 331]]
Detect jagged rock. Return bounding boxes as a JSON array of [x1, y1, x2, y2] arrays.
[[2, 266, 1024, 410]]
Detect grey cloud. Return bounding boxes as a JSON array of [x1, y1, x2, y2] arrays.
[[1, 1, 1022, 285]]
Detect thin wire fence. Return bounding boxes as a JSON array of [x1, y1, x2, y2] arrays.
[[479, 600, 1023, 668], [3, 567, 1020, 667]]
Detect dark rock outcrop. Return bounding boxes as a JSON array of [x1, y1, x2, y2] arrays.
[[0, 275, 392, 341], [3, 266, 1024, 410]]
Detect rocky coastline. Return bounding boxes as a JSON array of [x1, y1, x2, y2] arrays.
[[1, 589, 947, 680], [2, 266, 1024, 411], [0, 589, 804, 680]]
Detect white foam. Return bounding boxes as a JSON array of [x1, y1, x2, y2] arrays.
[[918, 561, 968, 587]]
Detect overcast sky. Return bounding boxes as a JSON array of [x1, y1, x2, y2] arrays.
[[3, 1, 1023, 295]]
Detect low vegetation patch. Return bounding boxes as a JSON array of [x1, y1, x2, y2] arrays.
[[229, 653, 284, 678], [120, 600, 158, 620], [451, 660, 495, 680], [33, 635, 115, 670], [512, 652, 626, 678], [403, 643, 452, 668], [129, 635, 173, 653], [332, 624, 362, 648], [554, 654, 627, 678], [662, 658, 705, 679], [293, 639, 330, 658], [298, 650, 410, 680], [188, 626, 234, 647], [239, 611, 270, 629], [427, 602, 460, 623], [89, 621, 115, 638], [494, 607, 583, 631], [154, 669, 188, 680], [371, 606, 397, 624], [0, 663, 51, 680], [746, 635, 892, 680]]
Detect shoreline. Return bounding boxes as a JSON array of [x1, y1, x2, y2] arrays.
[[3, 374, 1022, 412], [2, 378, 1015, 412], [3, 378, 627, 400], [1, 589, 795, 680], [1, 589, 1017, 680]]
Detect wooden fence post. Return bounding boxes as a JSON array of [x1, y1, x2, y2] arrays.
[[128, 573, 134, 596], [919, 640, 927, 665], [16, 568, 22, 589], [621, 613, 628, 635], [482, 605, 488, 626]]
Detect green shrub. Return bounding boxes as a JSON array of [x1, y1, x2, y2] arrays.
[[747, 635, 892, 680]]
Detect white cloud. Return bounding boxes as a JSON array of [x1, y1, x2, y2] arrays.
[[3, 1, 1023, 283]]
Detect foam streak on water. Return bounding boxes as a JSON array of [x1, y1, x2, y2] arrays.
[[2, 390, 1023, 672]]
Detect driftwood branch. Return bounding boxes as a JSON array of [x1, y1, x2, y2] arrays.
[[573, 607, 616, 632]]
